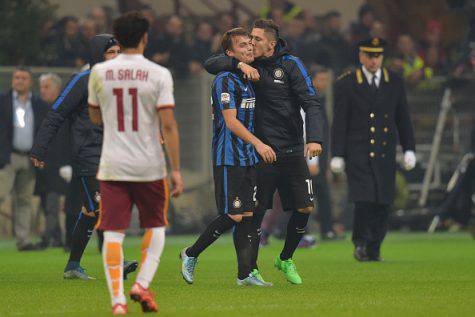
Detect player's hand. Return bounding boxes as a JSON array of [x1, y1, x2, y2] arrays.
[[306, 142, 323, 158], [255, 142, 276, 164], [330, 157, 345, 174], [170, 170, 183, 198], [30, 156, 45, 169], [238, 63, 260, 81]]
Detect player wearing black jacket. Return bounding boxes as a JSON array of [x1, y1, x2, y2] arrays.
[[30, 34, 137, 280], [204, 19, 324, 284]]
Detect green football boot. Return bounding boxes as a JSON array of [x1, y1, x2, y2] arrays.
[[274, 256, 302, 284], [251, 269, 272, 285]]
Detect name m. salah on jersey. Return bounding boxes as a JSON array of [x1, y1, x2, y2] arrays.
[[105, 69, 149, 81]]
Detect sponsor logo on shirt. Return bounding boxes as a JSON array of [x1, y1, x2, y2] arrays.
[[240, 97, 255, 109]]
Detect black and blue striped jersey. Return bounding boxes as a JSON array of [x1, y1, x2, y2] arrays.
[[211, 71, 259, 166]]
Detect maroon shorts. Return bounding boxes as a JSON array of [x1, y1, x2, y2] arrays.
[[97, 179, 168, 231]]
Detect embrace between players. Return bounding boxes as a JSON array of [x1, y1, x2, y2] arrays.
[[31, 11, 324, 315], [181, 19, 325, 289]]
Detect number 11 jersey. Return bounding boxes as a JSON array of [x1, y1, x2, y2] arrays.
[[88, 53, 175, 181]]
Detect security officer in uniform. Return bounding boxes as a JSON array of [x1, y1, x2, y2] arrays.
[[330, 38, 417, 261]]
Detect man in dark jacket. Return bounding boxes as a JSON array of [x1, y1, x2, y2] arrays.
[[0, 67, 48, 250], [204, 19, 324, 284], [30, 34, 137, 280], [330, 38, 416, 261], [35, 73, 71, 248]]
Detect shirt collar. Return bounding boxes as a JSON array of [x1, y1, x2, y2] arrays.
[[13, 90, 32, 102], [362, 66, 381, 82]]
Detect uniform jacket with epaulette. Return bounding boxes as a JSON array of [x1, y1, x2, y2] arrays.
[[331, 67, 415, 204]]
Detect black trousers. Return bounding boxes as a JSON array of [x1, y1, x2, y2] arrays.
[[40, 192, 62, 245], [64, 177, 82, 249], [352, 202, 390, 257]]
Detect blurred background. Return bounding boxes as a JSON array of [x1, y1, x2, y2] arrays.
[[0, 0, 474, 249]]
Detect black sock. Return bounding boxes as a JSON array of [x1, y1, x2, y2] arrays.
[[186, 214, 236, 258], [97, 230, 104, 253], [280, 211, 310, 260], [250, 212, 266, 270], [67, 212, 98, 264], [233, 217, 253, 280]]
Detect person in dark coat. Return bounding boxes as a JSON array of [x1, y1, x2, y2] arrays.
[[35, 73, 71, 248], [330, 38, 416, 261], [30, 35, 138, 280]]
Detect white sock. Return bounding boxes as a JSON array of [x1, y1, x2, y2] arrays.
[[102, 231, 126, 306], [136, 227, 165, 289]]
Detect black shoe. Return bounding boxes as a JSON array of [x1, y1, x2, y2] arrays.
[[18, 243, 42, 251], [354, 246, 370, 262], [123, 260, 139, 280]]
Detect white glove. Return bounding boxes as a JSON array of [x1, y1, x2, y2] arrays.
[[59, 165, 73, 183], [403, 151, 416, 171], [330, 157, 345, 174]]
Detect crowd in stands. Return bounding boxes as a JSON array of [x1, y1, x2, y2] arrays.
[[27, 1, 473, 87]]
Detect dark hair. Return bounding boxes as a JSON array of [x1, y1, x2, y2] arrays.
[[358, 4, 374, 19], [253, 19, 279, 40], [325, 10, 341, 20], [13, 66, 32, 77], [221, 27, 250, 53], [113, 11, 149, 49]]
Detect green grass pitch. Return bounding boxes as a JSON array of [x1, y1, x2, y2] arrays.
[[0, 233, 474, 316]]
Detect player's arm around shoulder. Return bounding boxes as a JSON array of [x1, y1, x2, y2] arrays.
[[87, 67, 102, 126]]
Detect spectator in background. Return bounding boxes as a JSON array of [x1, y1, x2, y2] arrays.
[[36, 73, 71, 249], [211, 13, 234, 53], [420, 20, 447, 74], [50, 16, 87, 67], [189, 22, 215, 74], [453, 47, 475, 81], [0, 67, 47, 251], [79, 19, 97, 64], [308, 66, 340, 240], [313, 11, 350, 75], [285, 15, 306, 56], [388, 52, 405, 77], [89, 6, 110, 34], [80, 19, 96, 42], [348, 4, 376, 65], [396, 34, 432, 87], [146, 15, 191, 77], [370, 20, 387, 40], [261, 0, 302, 24], [141, 5, 161, 37], [350, 4, 375, 44]]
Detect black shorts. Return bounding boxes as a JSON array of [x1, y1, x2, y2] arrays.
[[256, 155, 314, 212], [214, 166, 257, 215]]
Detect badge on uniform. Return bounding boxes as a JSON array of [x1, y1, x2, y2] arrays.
[[233, 197, 242, 209], [273, 68, 284, 80], [221, 93, 230, 104]]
